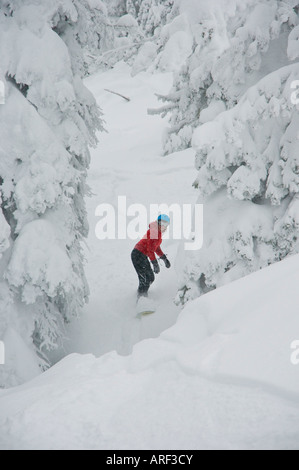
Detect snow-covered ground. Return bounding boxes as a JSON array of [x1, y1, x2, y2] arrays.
[[1, 64, 299, 450], [1, 253, 299, 450], [50, 62, 198, 360]]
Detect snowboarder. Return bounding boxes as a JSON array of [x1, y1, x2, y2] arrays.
[[131, 214, 171, 299]]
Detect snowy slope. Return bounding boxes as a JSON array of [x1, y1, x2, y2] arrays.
[[49, 62, 198, 362], [1, 254, 299, 450]]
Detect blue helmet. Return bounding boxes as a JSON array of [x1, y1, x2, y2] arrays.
[[158, 214, 170, 225]]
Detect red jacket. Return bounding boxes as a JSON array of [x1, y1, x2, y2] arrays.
[[135, 221, 164, 261]]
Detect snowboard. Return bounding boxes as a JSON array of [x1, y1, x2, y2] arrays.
[[136, 296, 156, 318]]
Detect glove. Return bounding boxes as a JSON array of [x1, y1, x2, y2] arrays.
[[160, 254, 171, 269], [151, 259, 160, 274]]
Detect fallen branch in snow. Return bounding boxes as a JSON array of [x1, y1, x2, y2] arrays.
[[104, 89, 131, 102]]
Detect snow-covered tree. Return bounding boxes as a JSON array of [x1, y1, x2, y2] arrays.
[[0, 0, 103, 386], [137, 0, 175, 36], [126, 0, 142, 18], [96, 0, 179, 72], [125, 0, 175, 29], [51, 0, 115, 76], [175, 2, 299, 305], [155, 0, 298, 155], [130, 0, 182, 75], [103, 0, 127, 17]]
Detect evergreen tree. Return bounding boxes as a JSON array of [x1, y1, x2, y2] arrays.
[[175, 1, 299, 305], [126, 0, 142, 18], [98, 1, 178, 72], [155, 0, 297, 155], [138, 0, 174, 36], [52, 0, 115, 76], [103, 0, 127, 17], [0, 0, 103, 386]]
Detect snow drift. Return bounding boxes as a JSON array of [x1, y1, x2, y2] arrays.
[[1, 253, 299, 450]]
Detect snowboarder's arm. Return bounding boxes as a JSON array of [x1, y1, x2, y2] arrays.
[[155, 246, 164, 258], [146, 235, 157, 261]]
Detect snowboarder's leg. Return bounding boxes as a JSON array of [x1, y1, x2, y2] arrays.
[[139, 262, 155, 298], [147, 264, 155, 288], [131, 249, 155, 298]]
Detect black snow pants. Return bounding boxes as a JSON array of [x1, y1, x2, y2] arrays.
[[131, 248, 155, 297]]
